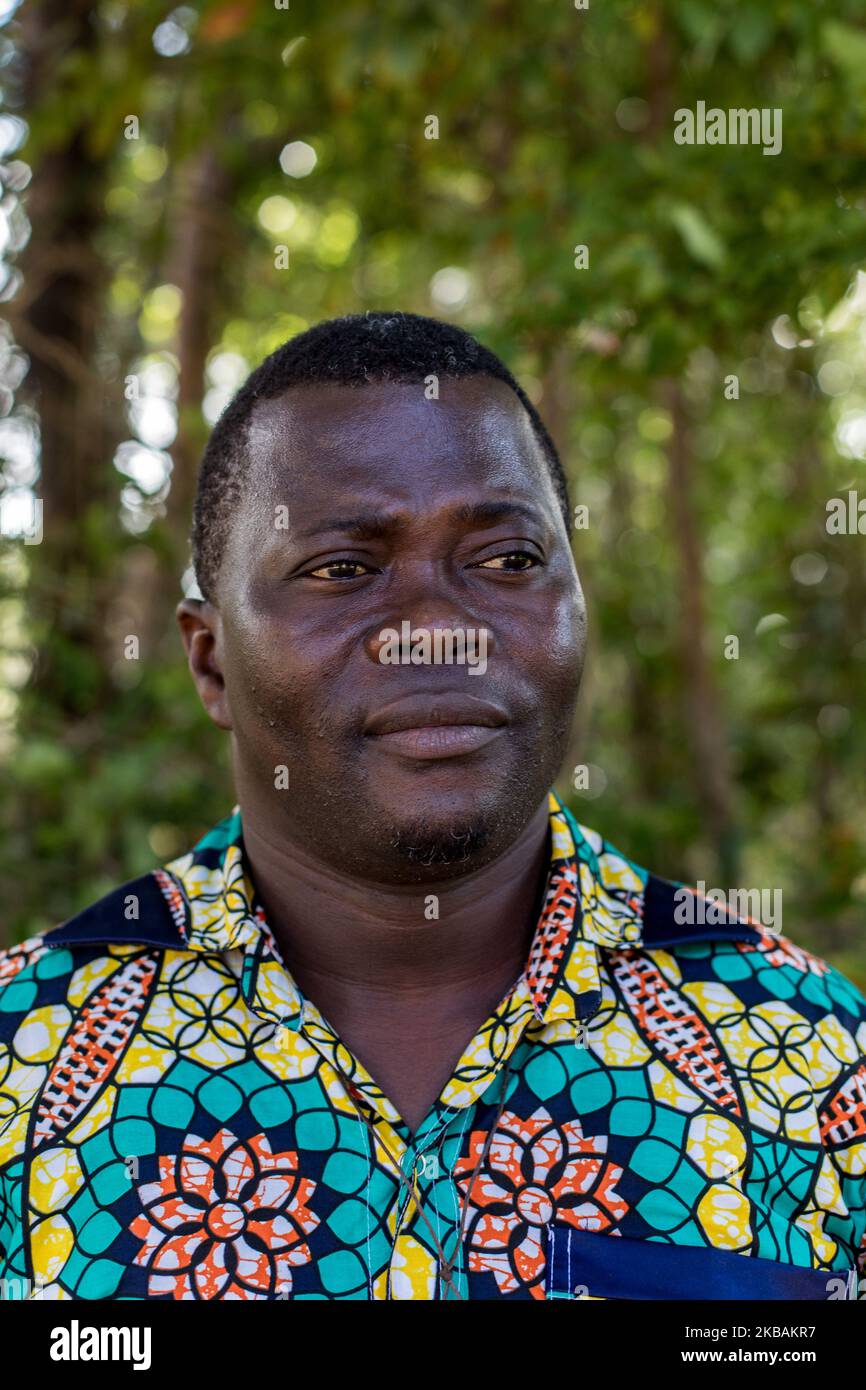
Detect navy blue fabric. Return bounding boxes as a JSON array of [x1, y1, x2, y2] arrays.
[[641, 873, 763, 949], [45, 873, 184, 949], [547, 1226, 844, 1300]]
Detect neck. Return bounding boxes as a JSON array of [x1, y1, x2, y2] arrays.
[[239, 799, 552, 999]]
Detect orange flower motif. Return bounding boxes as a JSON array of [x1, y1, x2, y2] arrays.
[[453, 1106, 627, 1299], [130, 1127, 318, 1299]]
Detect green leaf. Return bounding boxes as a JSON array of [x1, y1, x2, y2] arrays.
[[821, 21, 866, 93], [668, 203, 727, 271]]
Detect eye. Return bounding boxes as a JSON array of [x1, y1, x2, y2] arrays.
[[472, 550, 542, 572], [306, 559, 378, 581]]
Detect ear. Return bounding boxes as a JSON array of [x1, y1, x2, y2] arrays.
[[176, 597, 233, 731]]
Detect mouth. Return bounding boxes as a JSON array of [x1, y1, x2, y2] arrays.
[[363, 693, 509, 761]]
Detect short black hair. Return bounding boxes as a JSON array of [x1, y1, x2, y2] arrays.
[[191, 310, 571, 601]]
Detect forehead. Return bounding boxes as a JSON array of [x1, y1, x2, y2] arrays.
[[243, 375, 551, 507]]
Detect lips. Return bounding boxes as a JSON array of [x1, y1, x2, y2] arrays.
[[364, 693, 508, 736], [363, 693, 508, 760]]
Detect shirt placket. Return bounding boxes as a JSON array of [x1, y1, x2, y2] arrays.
[[246, 935, 545, 1298], [383, 980, 554, 1300], [295, 997, 470, 1300]]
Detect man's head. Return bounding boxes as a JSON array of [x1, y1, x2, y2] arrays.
[[191, 311, 572, 603], [178, 311, 586, 883]]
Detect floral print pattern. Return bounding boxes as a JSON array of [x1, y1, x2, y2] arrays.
[[453, 1107, 628, 1298], [130, 1128, 318, 1299]]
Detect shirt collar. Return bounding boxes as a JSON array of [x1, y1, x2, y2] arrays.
[[155, 792, 662, 1031], [151, 791, 761, 1032], [50, 791, 761, 1032]]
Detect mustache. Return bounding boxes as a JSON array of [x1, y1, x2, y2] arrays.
[[249, 677, 539, 740]]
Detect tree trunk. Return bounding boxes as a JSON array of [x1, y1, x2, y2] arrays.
[[11, 0, 122, 716], [661, 378, 739, 882], [165, 145, 234, 570]]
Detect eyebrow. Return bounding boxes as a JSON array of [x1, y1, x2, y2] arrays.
[[298, 513, 403, 540], [452, 500, 544, 529], [298, 500, 545, 540]]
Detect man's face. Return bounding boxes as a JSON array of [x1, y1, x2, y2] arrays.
[[181, 375, 586, 882]]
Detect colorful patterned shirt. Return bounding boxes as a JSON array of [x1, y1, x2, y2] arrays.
[[1, 793, 865, 1301]]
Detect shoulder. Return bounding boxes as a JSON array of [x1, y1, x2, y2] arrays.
[[0, 870, 192, 1171], [564, 807, 866, 1037], [645, 876, 866, 1033], [0, 869, 188, 1056], [715, 927, 866, 1030], [655, 921, 866, 1015]]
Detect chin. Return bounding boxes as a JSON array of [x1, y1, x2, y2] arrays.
[[376, 784, 529, 877], [355, 752, 548, 877], [387, 816, 492, 870]]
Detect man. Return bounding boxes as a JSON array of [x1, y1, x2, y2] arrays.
[[1, 311, 864, 1301]]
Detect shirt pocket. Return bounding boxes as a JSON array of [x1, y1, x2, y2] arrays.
[[544, 1225, 853, 1301]]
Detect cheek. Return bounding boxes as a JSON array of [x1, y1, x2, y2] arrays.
[[231, 589, 359, 685], [522, 584, 586, 689], [552, 592, 586, 662], [223, 618, 351, 745], [220, 620, 291, 718]]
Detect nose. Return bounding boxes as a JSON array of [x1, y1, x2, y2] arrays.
[[365, 612, 495, 667]]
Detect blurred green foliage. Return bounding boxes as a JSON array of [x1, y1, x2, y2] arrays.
[[1, 0, 866, 989]]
